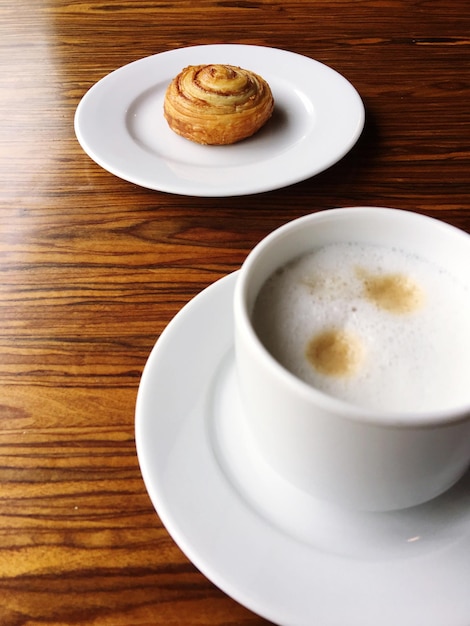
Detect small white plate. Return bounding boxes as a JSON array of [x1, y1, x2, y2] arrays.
[[75, 44, 364, 196], [135, 272, 470, 626]]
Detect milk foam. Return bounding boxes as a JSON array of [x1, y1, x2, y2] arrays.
[[252, 242, 470, 413]]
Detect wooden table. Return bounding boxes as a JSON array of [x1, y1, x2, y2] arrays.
[[1, 1, 468, 624]]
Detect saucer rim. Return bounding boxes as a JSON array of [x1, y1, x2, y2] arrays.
[[135, 271, 470, 626]]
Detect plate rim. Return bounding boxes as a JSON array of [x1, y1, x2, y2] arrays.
[[75, 44, 365, 197], [135, 270, 470, 626]]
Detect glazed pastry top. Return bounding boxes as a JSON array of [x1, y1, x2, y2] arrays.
[[163, 64, 274, 145]]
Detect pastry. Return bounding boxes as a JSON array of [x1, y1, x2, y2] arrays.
[[163, 64, 274, 145]]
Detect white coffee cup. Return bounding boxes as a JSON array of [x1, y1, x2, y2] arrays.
[[234, 207, 470, 511]]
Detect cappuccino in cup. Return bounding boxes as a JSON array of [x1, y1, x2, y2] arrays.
[[252, 241, 470, 413], [235, 208, 470, 511]]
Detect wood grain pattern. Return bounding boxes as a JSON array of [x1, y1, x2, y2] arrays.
[[0, 0, 469, 624]]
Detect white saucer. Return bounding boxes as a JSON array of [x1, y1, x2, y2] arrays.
[[75, 44, 365, 196], [135, 272, 470, 626]]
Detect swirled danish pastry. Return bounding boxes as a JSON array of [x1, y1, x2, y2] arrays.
[[163, 64, 274, 145]]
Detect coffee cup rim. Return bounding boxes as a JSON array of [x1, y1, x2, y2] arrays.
[[234, 206, 470, 427]]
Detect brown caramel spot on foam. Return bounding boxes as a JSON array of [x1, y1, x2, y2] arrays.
[[357, 268, 424, 314], [306, 329, 364, 377]]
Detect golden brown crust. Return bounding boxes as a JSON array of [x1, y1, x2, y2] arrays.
[[163, 64, 274, 145]]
